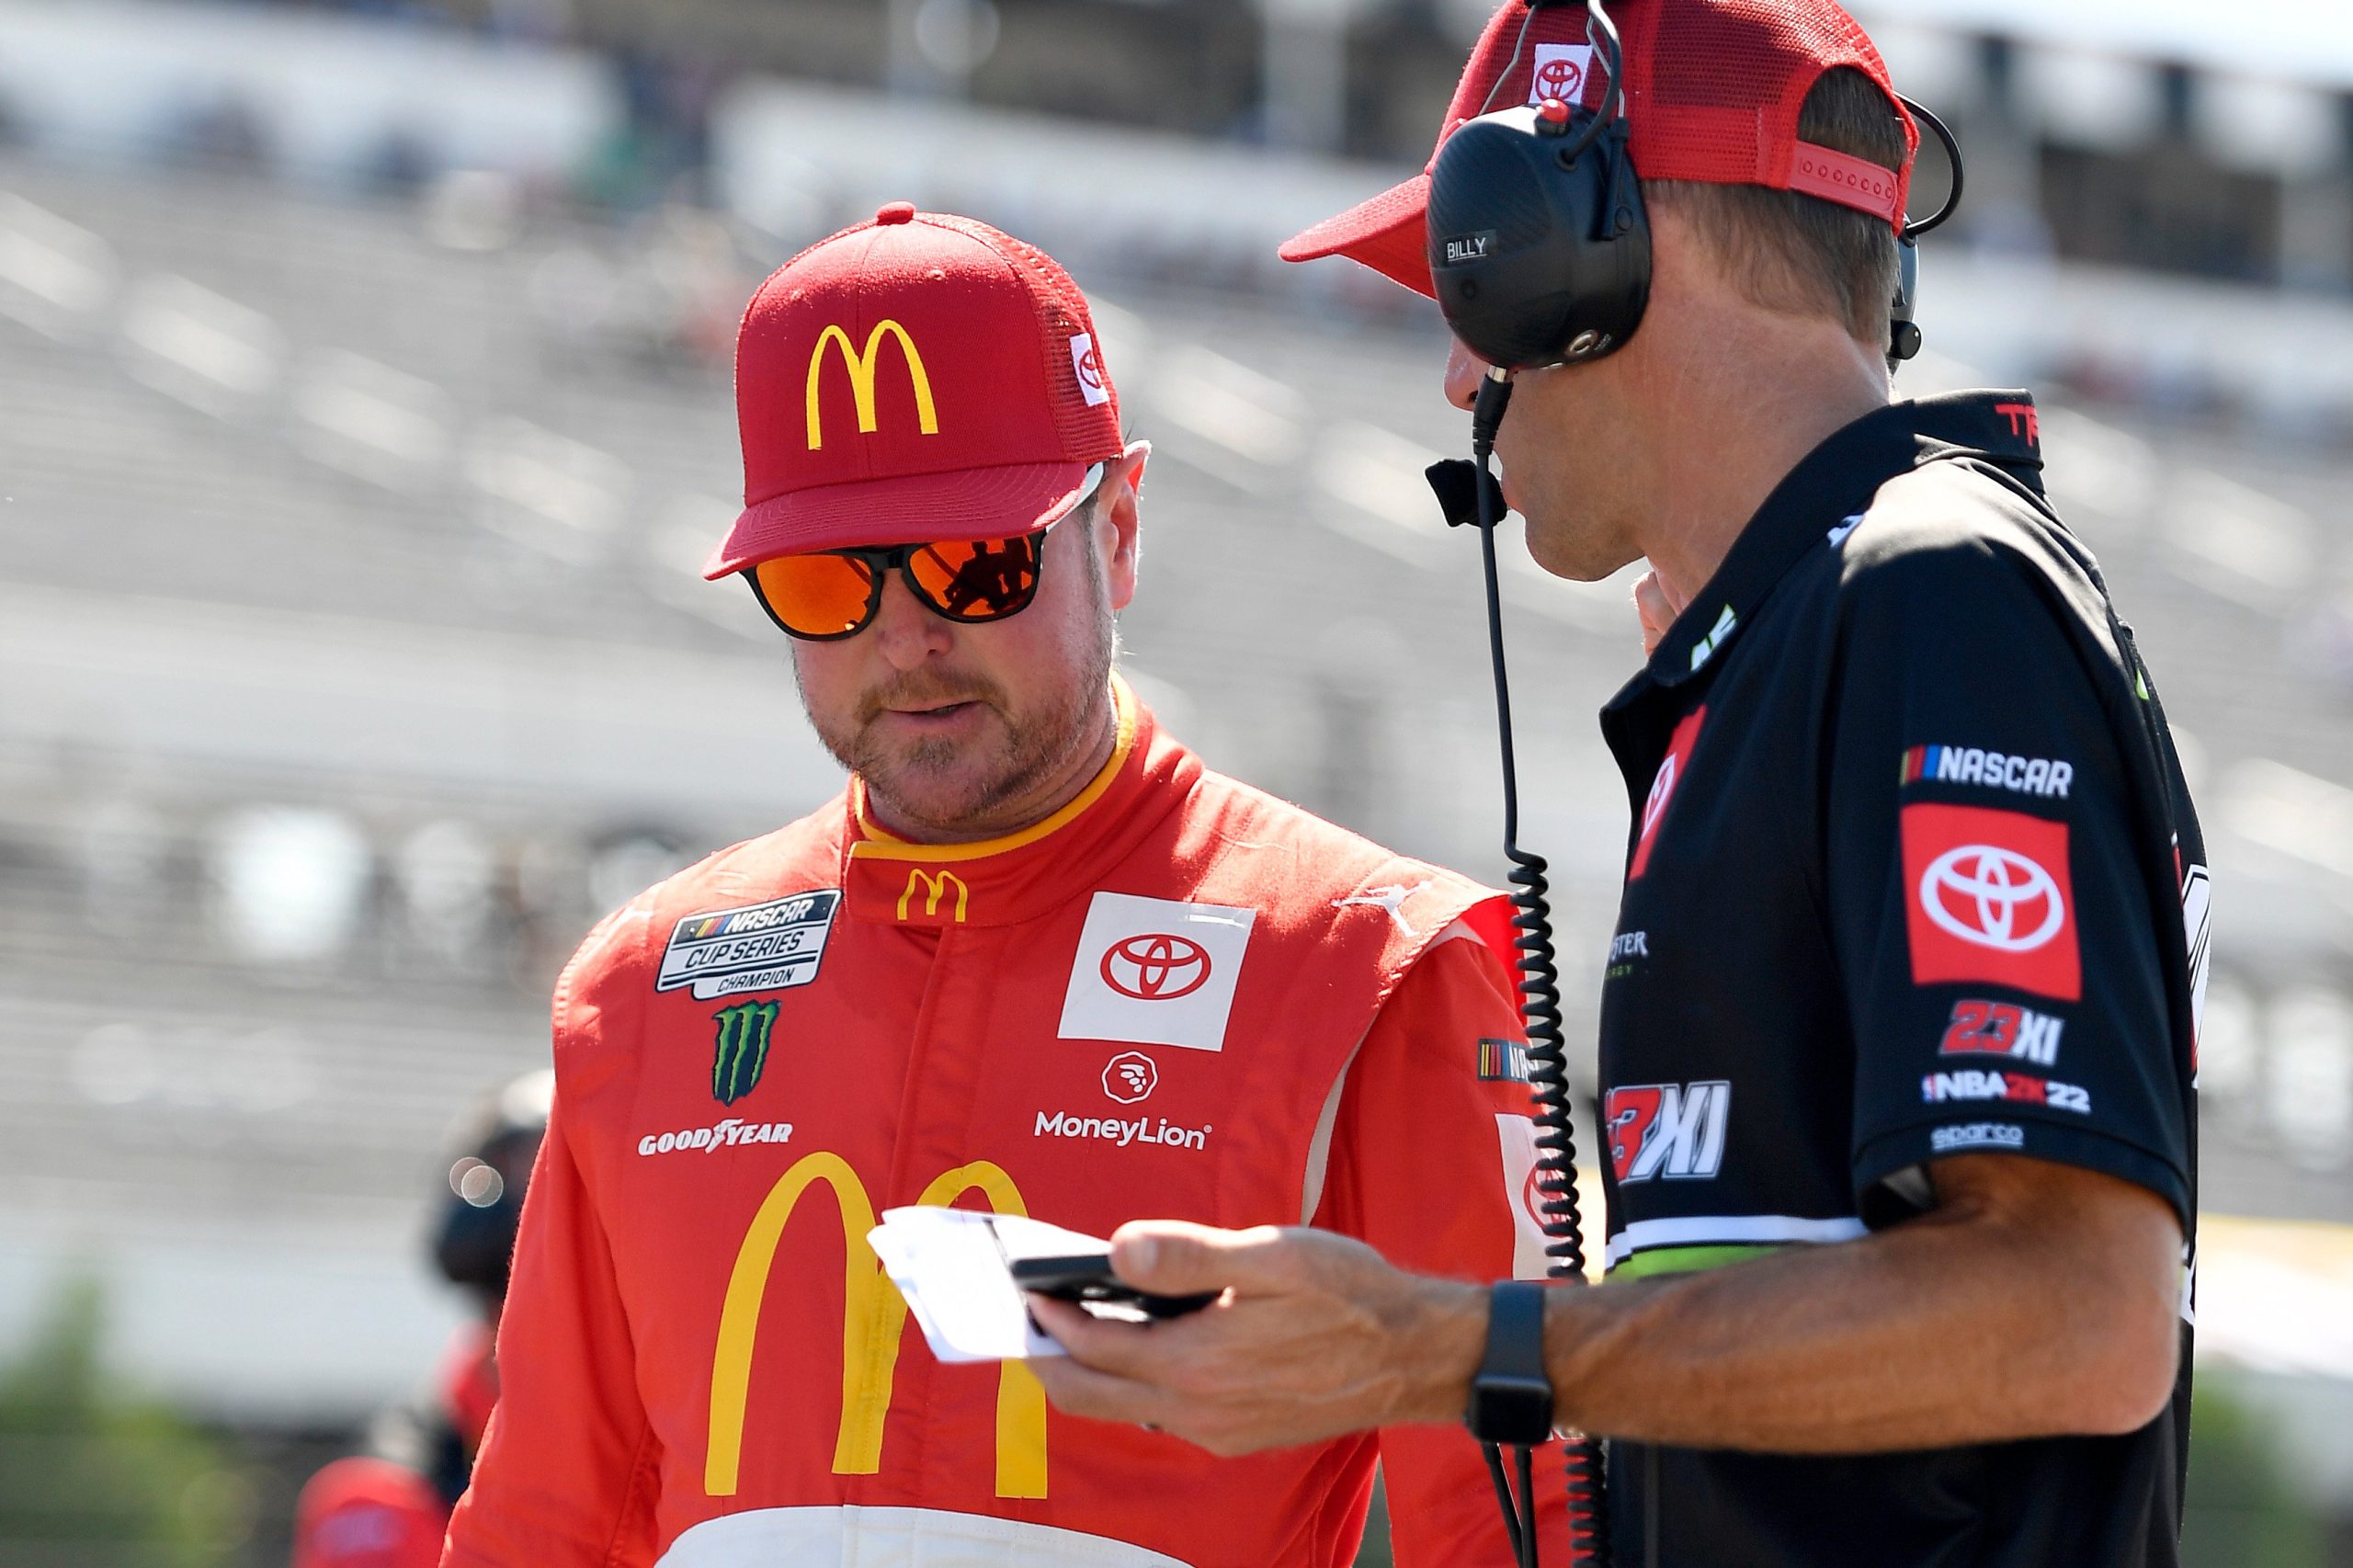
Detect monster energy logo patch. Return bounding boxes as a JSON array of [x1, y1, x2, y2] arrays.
[[710, 1001, 779, 1106]]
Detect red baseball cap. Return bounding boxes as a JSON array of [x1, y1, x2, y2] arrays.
[[704, 203, 1125, 578], [1281, 0, 1917, 298]]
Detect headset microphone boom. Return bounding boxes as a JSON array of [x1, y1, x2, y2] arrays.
[[1420, 3, 1964, 1563]]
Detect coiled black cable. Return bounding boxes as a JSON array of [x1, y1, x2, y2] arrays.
[[1450, 368, 1610, 1568]]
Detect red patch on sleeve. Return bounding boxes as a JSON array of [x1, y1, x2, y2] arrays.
[[1900, 802, 2080, 1002]]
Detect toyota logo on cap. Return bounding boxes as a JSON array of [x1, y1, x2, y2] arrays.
[[1534, 56, 1583, 100], [1100, 934, 1211, 1001], [1919, 845, 2066, 952]]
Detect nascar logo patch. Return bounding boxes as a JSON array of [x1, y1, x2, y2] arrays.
[[657, 890, 841, 1001]]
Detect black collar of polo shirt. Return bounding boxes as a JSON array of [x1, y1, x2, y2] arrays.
[[1621, 391, 2047, 697]]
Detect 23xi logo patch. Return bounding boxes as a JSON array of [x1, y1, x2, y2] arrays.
[[1900, 803, 2080, 1001]]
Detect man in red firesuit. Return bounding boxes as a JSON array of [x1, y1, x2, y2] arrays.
[[439, 204, 1560, 1567]]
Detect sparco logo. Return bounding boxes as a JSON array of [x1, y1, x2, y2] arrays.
[[1100, 934, 1211, 1000], [1101, 1051, 1158, 1104], [1920, 845, 2066, 952], [1442, 231, 1495, 265], [1035, 1110, 1210, 1151]]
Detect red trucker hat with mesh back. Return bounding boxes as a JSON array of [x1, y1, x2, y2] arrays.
[[704, 203, 1125, 577], [1281, 0, 1917, 298]]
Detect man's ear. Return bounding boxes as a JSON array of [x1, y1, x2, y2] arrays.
[[1099, 439, 1149, 613]]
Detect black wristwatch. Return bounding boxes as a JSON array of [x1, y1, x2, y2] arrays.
[[1464, 1279, 1555, 1446]]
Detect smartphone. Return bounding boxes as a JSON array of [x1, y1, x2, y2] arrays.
[[1009, 1253, 1219, 1319]]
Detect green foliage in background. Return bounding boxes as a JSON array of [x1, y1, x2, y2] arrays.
[[0, 1274, 256, 1568], [2180, 1374, 2329, 1568]]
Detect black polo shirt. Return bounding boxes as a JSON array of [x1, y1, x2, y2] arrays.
[[1594, 392, 2206, 1568]]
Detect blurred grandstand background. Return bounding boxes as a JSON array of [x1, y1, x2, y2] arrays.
[[1, 0, 2350, 1562]]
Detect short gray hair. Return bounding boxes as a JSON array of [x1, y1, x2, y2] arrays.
[[1643, 68, 1910, 347]]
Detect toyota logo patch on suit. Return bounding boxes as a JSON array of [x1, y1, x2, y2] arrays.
[[1099, 934, 1211, 1000]]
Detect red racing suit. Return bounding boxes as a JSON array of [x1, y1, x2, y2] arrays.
[[294, 1327, 497, 1568], [442, 680, 1562, 1568]]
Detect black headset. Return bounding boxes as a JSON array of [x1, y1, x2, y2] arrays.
[[1427, 0, 1963, 375]]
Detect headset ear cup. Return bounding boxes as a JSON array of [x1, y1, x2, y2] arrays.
[[1427, 106, 1652, 370], [1888, 235, 1922, 364]]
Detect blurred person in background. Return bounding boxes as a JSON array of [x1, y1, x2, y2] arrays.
[[440, 204, 1560, 1567], [1030, 4, 2209, 1566], [291, 1073, 551, 1568]]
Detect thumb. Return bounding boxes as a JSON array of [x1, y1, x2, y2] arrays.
[[1632, 571, 1674, 653], [1108, 1221, 1289, 1296]]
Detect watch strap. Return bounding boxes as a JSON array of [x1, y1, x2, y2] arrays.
[[1465, 1278, 1554, 1446]]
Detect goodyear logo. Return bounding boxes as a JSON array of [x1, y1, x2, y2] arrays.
[[806, 320, 938, 449]]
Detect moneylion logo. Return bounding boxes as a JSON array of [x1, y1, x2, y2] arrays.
[[897, 868, 970, 923], [805, 320, 938, 450], [1100, 1050, 1157, 1105], [1099, 933, 1211, 1001], [710, 1001, 779, 1106]]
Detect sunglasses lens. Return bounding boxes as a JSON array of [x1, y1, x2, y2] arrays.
[[749, 553, 878, 638], [907, 534, 1044, 622]]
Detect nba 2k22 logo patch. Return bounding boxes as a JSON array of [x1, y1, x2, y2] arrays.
[[1606, 1081, 1731, 1183], [657, 890, 840, 1001]]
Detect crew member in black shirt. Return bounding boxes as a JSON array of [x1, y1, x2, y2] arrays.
[[1027, 3, 2206, 1565]]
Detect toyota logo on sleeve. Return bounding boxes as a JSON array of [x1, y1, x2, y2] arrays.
[[1919, 846, 2066, 952], [1100, 934, 1211, 1000], [1900, 803, 2081, 1001]]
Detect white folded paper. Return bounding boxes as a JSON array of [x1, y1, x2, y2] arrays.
[[866, 1206, 1109, 1364]]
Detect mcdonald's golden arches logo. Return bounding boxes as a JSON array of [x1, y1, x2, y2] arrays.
[[705, 1152, 1046, 1499], [898, 868, 970, 923], [805, 320, 939, 450]]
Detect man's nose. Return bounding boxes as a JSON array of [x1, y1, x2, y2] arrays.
[[869, 570, 951, 670], [1444, 337, 1490, 413]]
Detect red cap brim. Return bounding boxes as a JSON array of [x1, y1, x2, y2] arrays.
[[1278, 173, 1436, 300], [703, 460, 1095, 578]]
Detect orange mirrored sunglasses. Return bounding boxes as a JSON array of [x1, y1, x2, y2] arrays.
[[744, 529, 1050, 641]]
